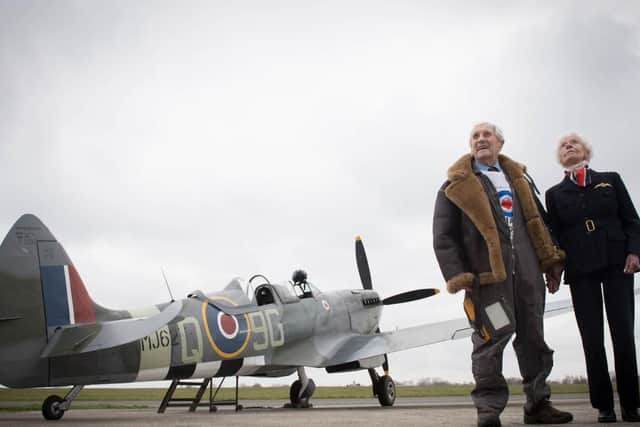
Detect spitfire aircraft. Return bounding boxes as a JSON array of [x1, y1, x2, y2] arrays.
[[0, 214, 573, 420]]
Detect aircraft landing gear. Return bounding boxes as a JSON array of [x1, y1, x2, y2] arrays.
[[42, 385, 83, 420], [288, 367, 316, 408], [368, 368, 396, 406]]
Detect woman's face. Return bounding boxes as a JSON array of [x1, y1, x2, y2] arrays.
[[558, 135, 587, 168]]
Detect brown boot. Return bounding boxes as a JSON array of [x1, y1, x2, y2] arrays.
[[524, 400, 573, 424]]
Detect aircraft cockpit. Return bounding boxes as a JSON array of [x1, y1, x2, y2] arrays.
[[246, 270, 318, 306]]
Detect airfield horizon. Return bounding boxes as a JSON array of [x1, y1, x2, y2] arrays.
[[0, 383, 589, 404]]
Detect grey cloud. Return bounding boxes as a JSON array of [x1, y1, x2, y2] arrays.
[[1, 0, 638, 386]]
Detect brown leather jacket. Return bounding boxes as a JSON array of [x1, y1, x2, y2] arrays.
[[433, 154, 565, 294]]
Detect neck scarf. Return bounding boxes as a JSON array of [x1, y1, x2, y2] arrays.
[[564, 161, 590, 187]]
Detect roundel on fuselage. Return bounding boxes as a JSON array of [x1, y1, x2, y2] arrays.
[[201, 298, 251, 358]]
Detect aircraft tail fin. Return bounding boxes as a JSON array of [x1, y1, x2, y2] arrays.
[[0, 214, 98, 386], [4, 214, 98, 326]]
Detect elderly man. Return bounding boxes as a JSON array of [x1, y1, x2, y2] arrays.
[[433, 123, 573, 427]]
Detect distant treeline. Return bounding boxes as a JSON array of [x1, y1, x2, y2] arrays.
[[396, 374, 613, 387]]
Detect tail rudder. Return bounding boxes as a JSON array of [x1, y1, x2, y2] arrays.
[[0, 214, 97, 386]]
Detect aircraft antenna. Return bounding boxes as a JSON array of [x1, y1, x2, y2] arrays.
[[161, 268, 175, 302]]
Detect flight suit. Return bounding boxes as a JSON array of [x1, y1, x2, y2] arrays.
[[434, 154, 565, 417]]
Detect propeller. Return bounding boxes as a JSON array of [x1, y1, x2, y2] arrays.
[[355, 236, 372, 290], [354, 236, 441, 376], [382, 288, 439, 305], [355, 235, 439, 304]]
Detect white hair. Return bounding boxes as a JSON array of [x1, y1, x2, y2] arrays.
[[557, 133, 593, 164], [470, 122, 505, 144]]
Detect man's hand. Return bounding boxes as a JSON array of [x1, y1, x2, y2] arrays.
[[545, 263, 563, 294], [624, 254, 640, 274], [545, 274, 560, 294]]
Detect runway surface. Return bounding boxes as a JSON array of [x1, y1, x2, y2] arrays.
[[0, 394, 624, 426]]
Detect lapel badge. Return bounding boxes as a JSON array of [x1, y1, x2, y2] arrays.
[[594, 182, 612, 189]]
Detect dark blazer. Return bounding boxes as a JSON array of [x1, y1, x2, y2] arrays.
[[545, 170, 640, 283]]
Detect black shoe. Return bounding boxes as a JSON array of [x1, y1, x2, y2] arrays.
[[477, 414, 501, 427], [598, 408, 616, 423], [524, 400, 573, 424], [622, 407, 640, 422]]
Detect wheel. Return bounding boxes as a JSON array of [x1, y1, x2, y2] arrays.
[[42, 395, 65, 420], [376, 375, 396, 406], [289, 380, 303, 407], [289, 379, 315, 408], [303, 379, 316, 399]]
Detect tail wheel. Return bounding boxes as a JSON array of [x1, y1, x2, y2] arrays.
[[42, 395, 65, 420], [376, 375, 396, 406]]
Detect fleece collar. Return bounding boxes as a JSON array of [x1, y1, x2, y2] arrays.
[[443, 154, 565, 292]]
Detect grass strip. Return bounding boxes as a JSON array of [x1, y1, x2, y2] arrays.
[[0, 384, 588, 402]]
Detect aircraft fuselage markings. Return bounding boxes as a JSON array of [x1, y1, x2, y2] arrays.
[[201, 300, 252, 359], [248, 311, 268, 351], [140, 329, 170, 352], [265, 308, 284, 347], [177, 316, 203, 364], [137, 323, 172, 382]]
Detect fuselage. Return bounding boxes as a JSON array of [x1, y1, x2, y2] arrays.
[[6, 278, 382, 387]]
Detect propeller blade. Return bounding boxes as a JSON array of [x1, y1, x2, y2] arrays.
[[355, 236, 373, 290], [382, 288, 440, 305]]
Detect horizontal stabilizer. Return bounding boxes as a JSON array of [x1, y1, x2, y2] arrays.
[[40, 300, 182, 358]]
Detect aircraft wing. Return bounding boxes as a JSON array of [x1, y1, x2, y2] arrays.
[[40, 300, 183, 358], [271, 296, 575, 368], [540, 285, 638, 320]]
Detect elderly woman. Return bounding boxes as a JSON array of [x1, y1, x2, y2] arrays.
[[546, 133, 640, 423]]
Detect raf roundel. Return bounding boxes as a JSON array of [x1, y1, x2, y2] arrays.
[[202, 299, 251, 358], [497, 190, 513, 218], [217, 312, 239, 339]]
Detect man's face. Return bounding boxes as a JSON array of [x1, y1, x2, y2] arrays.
[[557, 135, 586, 168], [469, 124, 503, 166]]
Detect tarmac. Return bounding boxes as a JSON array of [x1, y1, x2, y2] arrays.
[[0, 394, 628, 426]]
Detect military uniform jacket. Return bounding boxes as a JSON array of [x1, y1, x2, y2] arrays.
[[545, 170, 640, 283]]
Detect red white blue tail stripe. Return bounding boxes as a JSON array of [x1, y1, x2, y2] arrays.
[[40, 264, 95, 327]]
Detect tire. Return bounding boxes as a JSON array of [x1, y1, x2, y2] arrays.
[[289, 379, 315, 408], [302, 379, 316, 399], [289, 380, 303, 407], [376, 375, 396, 407], [42, 395, 65, 420]]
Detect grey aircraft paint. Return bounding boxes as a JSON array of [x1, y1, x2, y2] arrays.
[[0, 215, 420, 388], [0, 214, 575, 421]]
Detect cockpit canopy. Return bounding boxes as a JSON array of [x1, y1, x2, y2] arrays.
[[191, 274, 321, 308]]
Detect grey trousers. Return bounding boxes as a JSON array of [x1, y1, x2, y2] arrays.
[[469, 277, 553, 416]]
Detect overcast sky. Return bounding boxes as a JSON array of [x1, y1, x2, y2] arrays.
[[1, 1, 639, 388]]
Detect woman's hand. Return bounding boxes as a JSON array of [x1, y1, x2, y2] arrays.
[[624, 254, 640, 274]]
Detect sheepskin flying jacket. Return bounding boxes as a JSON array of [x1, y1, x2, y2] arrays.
[[433, 154, 565, 294]]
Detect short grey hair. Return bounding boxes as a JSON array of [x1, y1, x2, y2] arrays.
[[470, 122, 505, 144], [557, 133, 593, 164]]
